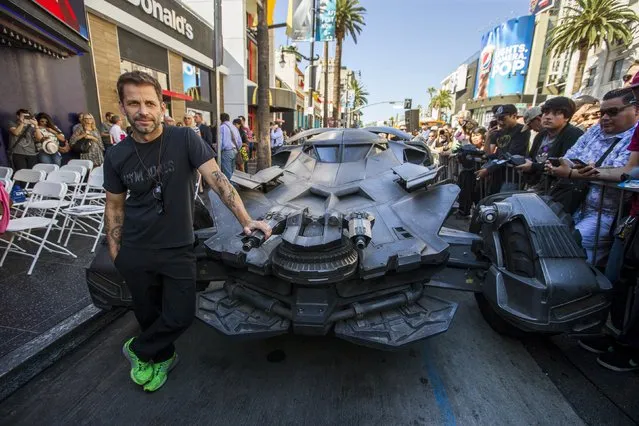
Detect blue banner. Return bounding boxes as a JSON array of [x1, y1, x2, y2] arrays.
[[316, 0, 336, 42], [474, 15, 536, 99]]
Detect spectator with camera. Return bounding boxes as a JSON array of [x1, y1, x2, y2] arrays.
[[546, 87, 638, 265], [35, 113, 69, 166], [516, 98, 583, 189], [70, 113, 104, 168], [477, 104, 530, 194], [7, 109, 43, 171], [457, 127, 486, 217]]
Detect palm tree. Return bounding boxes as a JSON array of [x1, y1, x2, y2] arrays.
[[350, 79, 369, 109], [427, 87, 437, 102], [256, 0, 271, 170], [332, 0, 366, 123], [429, 90, 453, 120], [349, 78, 368, 127], [548, 0, 639, 94]]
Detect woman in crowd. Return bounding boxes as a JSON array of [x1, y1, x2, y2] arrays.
[[183, 113, 201, 137], [69, 113, 104, 167], [457, 127, 486, 217], [35, 113, 69, 165]]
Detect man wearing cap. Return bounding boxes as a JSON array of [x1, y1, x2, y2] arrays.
[[522, 106, 543, 134], [516, 98, 583, 188], [477, 104, 530, 193]]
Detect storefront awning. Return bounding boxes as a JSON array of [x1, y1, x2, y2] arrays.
[[247, 86, 296, 112]]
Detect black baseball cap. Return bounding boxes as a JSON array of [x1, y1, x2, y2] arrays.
[[494, 104, 518, 117]]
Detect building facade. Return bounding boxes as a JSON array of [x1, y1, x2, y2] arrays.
[[85, 0, 217, 125], [0, 0, 97, 150]]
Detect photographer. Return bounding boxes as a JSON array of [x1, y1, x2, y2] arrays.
[[516, 98, 583, 189], [476, 104, 530, 194], [457, 127, 486, 217], [7, 109, 43, 171], [35, 113, 69, 166]]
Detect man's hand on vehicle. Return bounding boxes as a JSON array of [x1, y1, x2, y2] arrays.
[[243, 220, 272, 240]]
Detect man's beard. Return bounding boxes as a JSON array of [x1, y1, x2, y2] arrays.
[[127, 112, 161, 135]]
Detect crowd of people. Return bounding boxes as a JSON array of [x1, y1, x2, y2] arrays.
[[420, 66, 639, 373]]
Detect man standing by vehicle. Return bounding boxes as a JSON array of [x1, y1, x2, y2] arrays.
[[103, 71, 271, 392]]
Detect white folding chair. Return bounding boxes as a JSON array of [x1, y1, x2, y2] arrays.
[[60, 164, 88, 182], [77, 166, 105, 205], [45, 170, 83, 241], [0, 166, 13, 180], [33, 163, 60, 175], [68, 159, 94, 173], [10, 169, 46, 217], [0, 181, 76, 275], [61, 167, 106, 251]]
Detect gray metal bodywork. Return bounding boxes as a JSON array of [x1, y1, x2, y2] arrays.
[[85, 129, 611, 350]]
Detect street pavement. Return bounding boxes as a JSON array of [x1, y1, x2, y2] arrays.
[[0, 286, 614, 426]]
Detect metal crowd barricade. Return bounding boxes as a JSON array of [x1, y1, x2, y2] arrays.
[[588, 180, 638, 267]]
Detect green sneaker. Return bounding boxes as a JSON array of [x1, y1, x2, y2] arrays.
[[122, 337, 154, 386], [143, 353, 179, 393]]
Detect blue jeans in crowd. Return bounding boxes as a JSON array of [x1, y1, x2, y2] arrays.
[[221, 149, 236, 181], [37, 151, 62, 166]]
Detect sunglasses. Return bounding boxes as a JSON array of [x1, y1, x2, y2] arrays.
[[599, 101, 637, 118], [623, 74, 634, 83], [152, 183, 164, 215]]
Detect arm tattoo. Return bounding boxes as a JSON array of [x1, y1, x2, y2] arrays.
[[210, 171, 249, 225], [211, 171, 239, 206], [105, 211, 124, 251]]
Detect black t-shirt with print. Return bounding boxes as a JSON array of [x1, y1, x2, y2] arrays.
[[103, 126, 214, 249], [489, 123, 530, 156]]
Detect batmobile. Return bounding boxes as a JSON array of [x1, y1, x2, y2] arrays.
[[87, 129, 611, 349]]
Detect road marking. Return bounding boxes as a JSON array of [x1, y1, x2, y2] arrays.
[[423, 342, 457, 426]]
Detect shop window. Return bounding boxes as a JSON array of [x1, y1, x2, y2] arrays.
[[120, 60, 168, 91], [183, 61, 211, 103], [586, 67, 596, 88], [610, 59, 624, 82]]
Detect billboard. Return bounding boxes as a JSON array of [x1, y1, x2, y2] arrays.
[[287, 0, 314, 42], [530, 0, 554, 15], [316, 0, 336, 42], [474, 15, 535, 99], [32, 0, 88, 39]]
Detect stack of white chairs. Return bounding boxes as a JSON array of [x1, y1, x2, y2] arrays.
[[33, 163, 59, 176], [0, 181, 76, 275]]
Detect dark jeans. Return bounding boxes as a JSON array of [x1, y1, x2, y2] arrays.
[[114, 244, 197, 362], [11, 153, 38, 171], [458, 169, 479, 215]]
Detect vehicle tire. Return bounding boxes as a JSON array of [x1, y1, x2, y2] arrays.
[[475, 219, 535, 338]]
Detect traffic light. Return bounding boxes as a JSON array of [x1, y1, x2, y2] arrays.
[[404, 98, 412, 110]]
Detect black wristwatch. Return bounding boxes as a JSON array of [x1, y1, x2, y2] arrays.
[[620, 173, 630, 182]]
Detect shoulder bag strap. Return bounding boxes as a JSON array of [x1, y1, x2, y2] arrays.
[[595, 137, 622, 168]]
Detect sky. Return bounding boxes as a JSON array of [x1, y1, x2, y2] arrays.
[[272, 0, 530, 123]]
